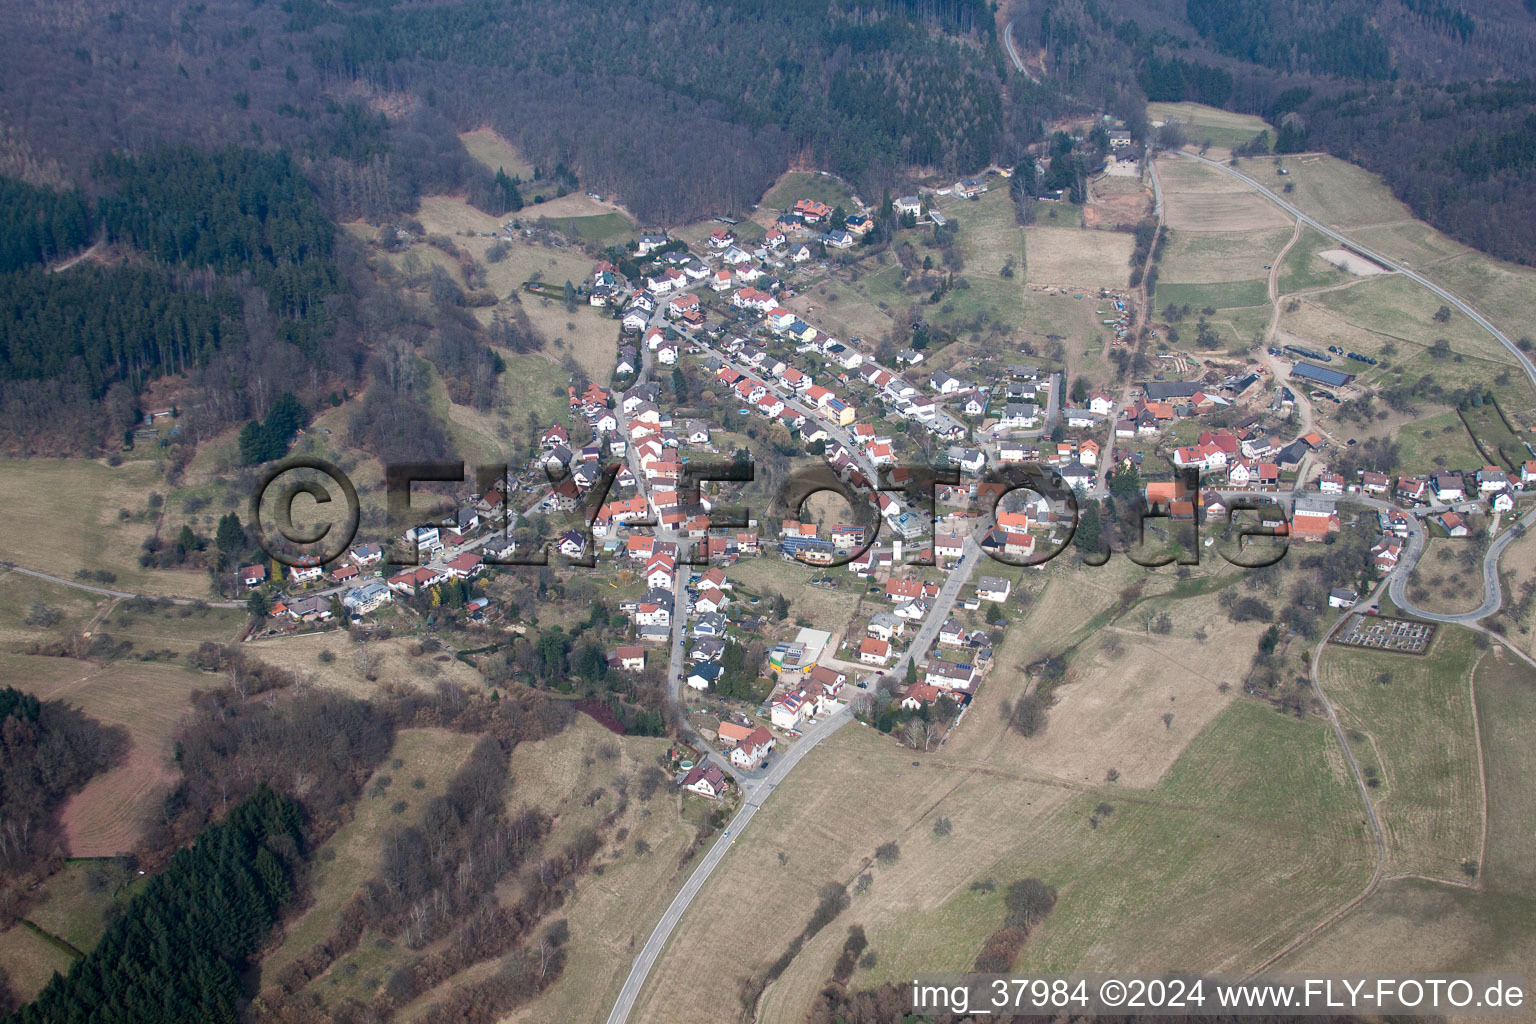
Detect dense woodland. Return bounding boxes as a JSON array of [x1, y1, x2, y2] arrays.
[[0, 146, 355, 452], [1023, 0, 1536, 263], [3, 786, 303, 1024]]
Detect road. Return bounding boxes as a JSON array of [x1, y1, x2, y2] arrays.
[[891, 535, 982, 676], [1387, 507, 1523, 624], [1179, 151, 1536, 394], [1, 563, 246, 608], [604, 709, 850, 1024], [1259, 217, 1316, 434], [1001, 20, 1039, 84]]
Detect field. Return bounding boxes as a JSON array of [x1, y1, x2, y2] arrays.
[[1153, 279, 1271, 311], [0, 458, 216, 597], [1268, 153, 1420, 233], [1275, 645, 1536, 976], [725, 557, 867, 636], [23, 860, 144, 954], [1149, 102, 1272, 152], [1471, 648, 1536, 896], [1318, 630, 1483, 881], [497, 721, 697, 1024], [1022, 226, 1134, 291], [457, 128, 535, 180], [1158, 224, 1294, 285], [633, 694, 1374, 1024], [15, 655, 214, 857], [1277, 225, 1351, 293], [242, 630, 489, 699], [0, 921, 76, 1001], [1155, 156, 1290, 232], [630, 561, 1379, 1024]]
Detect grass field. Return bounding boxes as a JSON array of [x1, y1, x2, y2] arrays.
[[1319, 630, 1483, 881], [1158, 225, 1294, 284], [760, 171, 858, 215], [0, 921, 76, 1001], [1394, 410, 1486, 473], [490, 721, 698, 1024], [457, 128, 535, 180], [1153, 279, 1271, 311], [1277, 225, 1349, 293], [1472, 648, 1536, 897], [635, 690, 1375, 1024], [0, 458, 215, 597], [1275, 876, 1536, 976], [24, 860, 143, 955], [1022, 225, 1134, 291], [725, 557, 866, 636], [1149, 102, 1272, 152], [17, 655, 212, 857], [1268, 153, 1418, 232], [1156, 156, 1290, 232], [632, 557, 1377, 1024], [533, 211, 636, 247]]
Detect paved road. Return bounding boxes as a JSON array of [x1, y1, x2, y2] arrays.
[[1001, 20, 1039, 83], [1387, 507, 1524, 624], [892, 535, 982, 676], [604, 709, 850, 1024], [1179, 151, 1536, 394]]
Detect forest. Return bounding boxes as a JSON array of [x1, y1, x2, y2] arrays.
[[3, 785, 303, 1024]]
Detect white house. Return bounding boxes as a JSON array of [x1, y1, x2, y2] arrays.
[[976, 576, 1011, 602]]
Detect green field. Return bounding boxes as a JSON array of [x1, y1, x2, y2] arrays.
[[760, 170, 858, 214], [1393, 411, 1485, 473], [1148, 102, 1272, 151], [1154, 279, 1271, 311], [1158, 225, 1294, 284], [1473, 651, 1536, 896], [24, 860, 144, 954], [535, 211, 637, 247], [1278, 226, 1349, 293], [1319, 630, 1483, 881]]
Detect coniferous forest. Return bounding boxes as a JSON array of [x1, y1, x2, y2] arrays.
[[2, 785, 303, 1024]]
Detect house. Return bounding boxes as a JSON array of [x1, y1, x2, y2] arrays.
[[694, 588, 728, 614], [794, 198, 833, 222], [731, 726, 776, 769], [1361, 471, 1390, 494], [924, 659, 977, 692], [1432, 472, 1466, 503], [858, 637, 893, 665], [686, 663, 723, 691], [239, 564, 267, 588], [444, 553, 483, 579], [290, 563, 324, 585], [1493, 491, 1515, 513], [1318, 473, 1345, 495], [894, 195, 922, 216], [1435, 511, 1469, 537], [636, 233, 670, 255], [930, 372, 962, 394], [1477, 467, 1510, 493], [976, 576, 1011, 602], [1396, 476, 1429, 503], [611, 646, 646, 672], [771, 691, 806, 729], [1372, 538, 1403, 573], [692, 612, 726, 637], [1328, 588, 1358, 609], [1523, 461, 1536, 488], [901, 683, 943, 710], [867, 611, 904, 641], [622, 306, 649, 332], [935, 533, 966, 561], [349, 544, 384, 566], [680, 762, 727, 798], [342, 582, 392, 616], [938, 619, 967, 646]]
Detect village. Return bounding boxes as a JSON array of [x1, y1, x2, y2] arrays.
[[236, 167, 1536, 807]]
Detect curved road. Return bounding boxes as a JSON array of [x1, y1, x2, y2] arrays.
[[1001, 21, 1039, 84], [1179, 151, 1536, 393], [604, 711, 849, 1024]]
